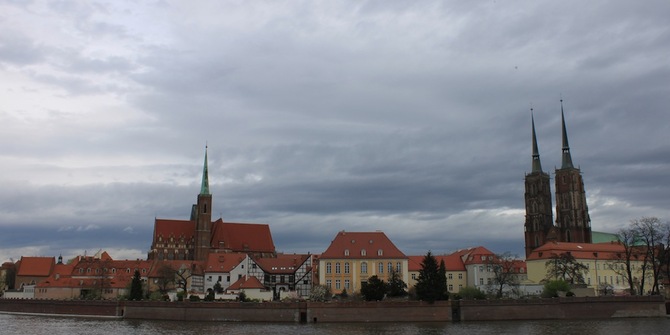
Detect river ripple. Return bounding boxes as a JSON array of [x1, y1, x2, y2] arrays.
[[1, 313, 669, 335]]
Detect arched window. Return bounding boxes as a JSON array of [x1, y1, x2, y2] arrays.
[[335, 262, 341, 274], [396, 262, 401, 272], [344, 249, 349, 256], [361, 249, 367, 256], [377, 249, 383, 256], [344, 262, 350, 274], [378, 262, 383, 274], [326, 262, 332, 274]]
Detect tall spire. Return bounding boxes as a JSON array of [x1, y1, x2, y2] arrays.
[[560, 99, 574, 169], [531, 108, 543, 173], [200, 145, 210, 195]]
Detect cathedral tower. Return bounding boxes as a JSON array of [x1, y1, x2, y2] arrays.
[[194, 146, 213, 261], [524, 111, 555, 257], [554, 101, 592, 243]]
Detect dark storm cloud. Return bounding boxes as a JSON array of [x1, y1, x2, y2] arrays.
[[1, 1, 670, 263]]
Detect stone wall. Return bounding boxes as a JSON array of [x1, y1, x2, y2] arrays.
[[0, 299, 120, 317], [458, 296, 665, 321]]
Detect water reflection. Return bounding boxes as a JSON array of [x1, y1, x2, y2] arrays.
[[1, 314, 669, 335]]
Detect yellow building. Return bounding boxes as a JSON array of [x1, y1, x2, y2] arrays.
[[526, 241, 655, 295], [319, 231, 408, 294]]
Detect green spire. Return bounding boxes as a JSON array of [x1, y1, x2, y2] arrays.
[[531, 109, 543, 173], [560, 100, 574, 169], [200, 146, 210, 195]]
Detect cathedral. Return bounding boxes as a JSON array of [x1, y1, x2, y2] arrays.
[[148, 147, 277, 261], [524, 101, 592, 258]]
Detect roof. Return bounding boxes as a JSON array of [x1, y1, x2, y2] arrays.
[[153, 219, 196, 240], [210, 220, 276, 253], [526, 241, 629, 261], [205, 252, 247, 273], [147, 260, 205, 277], [253, 254, 311, 274], [16, 257, 55, 277], [227, 275, 265, 291], [320, 231, 407, 260], [451, 246, 496, 265]]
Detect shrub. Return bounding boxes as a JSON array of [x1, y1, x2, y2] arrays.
[[458, 287, 486, 300], [542, 280, 571, 298]]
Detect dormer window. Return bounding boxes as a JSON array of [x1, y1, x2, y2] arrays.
[[344, 249, 350, 256], [377, 249, 383, 256], [361, 249, 367, 256]]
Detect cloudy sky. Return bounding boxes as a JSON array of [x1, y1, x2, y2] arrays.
[[1, 1, 669, 263]]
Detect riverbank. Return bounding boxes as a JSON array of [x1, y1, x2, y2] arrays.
[[0, 296, 665, 323]]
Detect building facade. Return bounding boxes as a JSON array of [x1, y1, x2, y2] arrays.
[[319, 231, 409, 295]]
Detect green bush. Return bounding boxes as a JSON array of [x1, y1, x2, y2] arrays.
[[542, 280, 571, 298], [189, 294, 201, 302]]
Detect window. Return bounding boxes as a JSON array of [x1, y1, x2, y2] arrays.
[[378, 262, 383, 274], [448, 284, 453, 291], [361, 249, 367, 256], [344, 249, 350, 256], [361, 262, 368, 274], [326, 262, 332, 274], [252, 263, 257, 269], [412, 273, 416, 280], [335, 262, 341, 274], [448, 273, 453, 280], [377, 249, 383, 256], [487, 265, 492, 272], [479, 278, 484, 285], [388, 262, 392, 273], [479, 266, 483, 272], [345, 279, 350, 289], [336, 280, 341, 290], [344, 262, 350, 274], [458, 273, 463, 279], [396, 262, 401, 272], [326, 280, 332, 288]]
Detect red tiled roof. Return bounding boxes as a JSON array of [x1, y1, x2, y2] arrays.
[[153, 219, 196, 240], [320, 231, 407, 260], [452, 246, 496, 265], [527, 241, 629, 261], [16, 257, 55, 277], [210, 220, 276, 253], [253, 254, 310, 274], [205, 252, 246, 273], [227, 275, 266, 291]]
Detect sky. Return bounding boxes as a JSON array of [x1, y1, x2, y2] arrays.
[[1, 1, 669, 264]]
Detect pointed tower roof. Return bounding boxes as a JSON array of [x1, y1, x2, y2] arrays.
[[560, 100, 574, 169], [200, 146, 210, 195], [531, 109, 543, 173]]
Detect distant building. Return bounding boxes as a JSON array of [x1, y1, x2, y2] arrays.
[[524, 102, 592, 258], [148, 147, 276, 261], [319, 231, 408, 294]]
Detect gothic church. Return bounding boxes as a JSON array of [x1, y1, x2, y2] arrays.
[[524, 101, 592, 258]]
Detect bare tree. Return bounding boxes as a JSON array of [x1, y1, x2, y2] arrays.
[[611, 227, 640, 295], [155, 263, 176, 294], [487, 252, 520, 298], [545, 252, 588, 284], [632, 217, 663, 295]]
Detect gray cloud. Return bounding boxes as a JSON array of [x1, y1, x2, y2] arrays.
[[1, 1, 669, 263]]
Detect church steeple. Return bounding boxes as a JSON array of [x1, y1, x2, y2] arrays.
[[200, 146, 210, 195], [531, 109, 543, 173], [560, 100, 574, 169]]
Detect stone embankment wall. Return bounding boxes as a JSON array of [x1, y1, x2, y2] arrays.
[[1, 296, 665, 322], [458, 296, 665, 321], [0, 299, 120, 317]]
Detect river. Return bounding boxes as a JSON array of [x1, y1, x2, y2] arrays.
[[1, 313, 669, 335]]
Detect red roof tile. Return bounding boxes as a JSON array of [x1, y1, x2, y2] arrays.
[[153, 219, 196, 240], [210, 220, 276, 253], [527, 241, 629, 261], [205, 252, 247, 273], [408, 254, 466, 272], [320, 231, 407, 260], [16, 257, 55, 277], [227, 275, 266, 291]]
